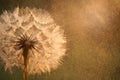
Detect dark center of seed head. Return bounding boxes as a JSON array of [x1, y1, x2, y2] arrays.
[[15, 34, 37, 52], [23, 40, 33, 49]]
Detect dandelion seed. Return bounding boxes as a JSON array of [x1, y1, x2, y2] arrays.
[[0, 7, 66, 80]]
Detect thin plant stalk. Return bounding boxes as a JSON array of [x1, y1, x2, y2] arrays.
[[23, 48, 29, 80], [15, 34, 37, 80]]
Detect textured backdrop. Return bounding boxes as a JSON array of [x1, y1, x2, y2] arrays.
[[0, 0, 120, 80]]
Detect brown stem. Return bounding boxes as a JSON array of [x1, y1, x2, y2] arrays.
[[23, 48, 29, 80], [15, 34, 37, 80]]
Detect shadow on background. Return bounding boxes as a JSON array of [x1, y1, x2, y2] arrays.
[[0, 0, 52, 14]]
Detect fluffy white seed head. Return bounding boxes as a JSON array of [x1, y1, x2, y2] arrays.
[[0, 7, 66, 74]]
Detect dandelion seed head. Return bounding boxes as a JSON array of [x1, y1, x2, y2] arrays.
[[0, 7, 66, 74]]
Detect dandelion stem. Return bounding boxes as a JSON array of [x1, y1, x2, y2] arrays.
[[23, 48, 29, 80], [15, 34, 37, 80]]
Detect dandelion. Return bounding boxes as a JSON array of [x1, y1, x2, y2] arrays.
[[0, 7, 66, 80]]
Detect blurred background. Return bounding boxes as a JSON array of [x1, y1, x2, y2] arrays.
[[0, 0, 120, 80]]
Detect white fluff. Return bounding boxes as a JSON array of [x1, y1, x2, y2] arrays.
[[0, 7, 66, 74]]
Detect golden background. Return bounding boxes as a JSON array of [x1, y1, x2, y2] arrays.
[[0, 0, 120, 80]]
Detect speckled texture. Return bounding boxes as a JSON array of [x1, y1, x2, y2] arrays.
[[0, 0, 120, 80]]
